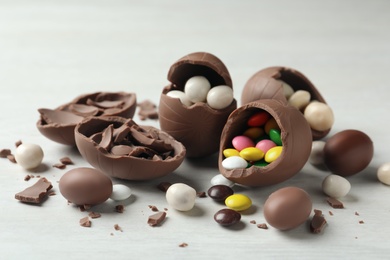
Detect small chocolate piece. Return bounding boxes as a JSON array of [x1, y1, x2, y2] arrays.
[[179, 243, 188, 248], [115, 205, 125, 213], [257, 223, 268, 229], [114, 224, 123, 232], [60, 157, 73, 165], [15, 140, 22, 147], [79, 217, 91, 227], [196, 191, 207, 198], [310, 209, 327, 234], [359, 220, 365, 224], [250, 220, 256, 224], [138, 100, 159, 120], [147, 212, 167, 226], [24, 175, 31, 181], [355, 211, 360, 216], [7, 154, 16, 163], [326, 197, 344, 209], [48, 191, 56, 196], [148, 205, 159, 212], [0, 149, 11, 158], [52, 163, 66, 169], [157, 182, 172, 192], [329, 211, 334, 216], [88, 212, 101, 219], [214, 208, 241, 226], [15, 178, 52, 204]]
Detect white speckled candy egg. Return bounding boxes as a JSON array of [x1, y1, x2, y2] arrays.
[[309, 141, 326, 165], [110, 184, 132, 201], [206, 85, 234, 109], [377, 162, 390, 185], [304, 101, 334, 131], [184, 76, 211, 103], [222, 156, 248, 170], [166, 183, 196, 211], [211, 174, 235, 187], [167, 90, 193, 107], [322, 174, 351, 198], [14, 143, 44, 169]]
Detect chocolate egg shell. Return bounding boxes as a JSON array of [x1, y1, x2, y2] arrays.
[[159, 52, 237, 158], [59, 167, 113, 206], [37, 92, 136, 145], [241, 67, 330, 140], [74, 116, 186, 180], [324, 129, 374, 177], [218, 99, 312, 187]]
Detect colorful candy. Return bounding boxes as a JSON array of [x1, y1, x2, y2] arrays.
[[239, 147, 264, 161], [221, 156, 248, 170], [255, 139, 276, 154], [225, 194, 252, 211], [223, 148, 240, 158], [247, 111, 270, 127], [269, 129, 282, 146], [232, 135, 254, 151], [265, 146, 283, 163], [214, 209, 241, 226], [207, 185, 234, 202], [210, 174, 235, 187]]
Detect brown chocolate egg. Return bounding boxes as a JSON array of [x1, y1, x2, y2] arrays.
[[241, 67, 330, 140], [324, 129, 374, 177], [159, 52, 237, 157], [264, 187, 312, 230], [59, 167, 113, 206], [37, 92, 136, 145], [75, 116, 186, 180], [218, 99, 312, 186]]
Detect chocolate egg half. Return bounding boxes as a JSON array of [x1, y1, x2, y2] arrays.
[[241, 67, 330, 140], [75, 116, 186, 180], [218, 99, 312, 186], [37, 92, 136, 145], [159, 52, 237, 157]]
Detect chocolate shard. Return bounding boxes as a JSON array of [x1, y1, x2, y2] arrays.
[[0, 149, 11, 158], [110, 145, 134, 156], [69, 104, 99, 117], [86, 99, 125, 109], [38, 108, 84, 125], [148, 211, 167, 226], [129, 126, 173, 153], [60, 156, 73, 165], [99, 124, 114, 150], [138, 100, 159, 120], [326, 197, 344, 209], [310, 209, 327, 234], [15, 178, 53, 204], [79, 217, 91, 227]]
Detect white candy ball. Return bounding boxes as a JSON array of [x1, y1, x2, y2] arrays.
[[14, 143, 44, 169], [309, 141, 326, 165], [377, 162, 390, 185], [184, 76, 211, 103], [304, 101, 334, 131], [279, 81, 294, 99], [167, 90, 193, 107], [322, 174, 351, 198], [206, 85, 234, 109], [210, 174, 235, 187], [110, 184, 132, 201], [288, 90, 311, 110], [166, 183, 196, 211], [222, 156, 248, 170]]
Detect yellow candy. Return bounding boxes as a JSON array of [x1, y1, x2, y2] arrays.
[[223, 148, 240, 158], [264, 118, 280, 135], [243, 127, 264, 140], [225, 194, 252, 211], [265, 146, 283, 163], [239, 147, 264, 161]]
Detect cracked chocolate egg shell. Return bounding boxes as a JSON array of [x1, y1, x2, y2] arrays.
[[218, 99, 312, 187], [159, 52, 237, 157], [241, 67, 330, 140], [74, 116, 186, 180], [37, 92, 136, 146]]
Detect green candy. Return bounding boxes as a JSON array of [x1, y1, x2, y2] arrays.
[[269, 129, 282, 146], [253, 160, 269, 167]]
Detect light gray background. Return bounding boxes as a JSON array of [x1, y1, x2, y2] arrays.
[[1, 0, 390, 259]]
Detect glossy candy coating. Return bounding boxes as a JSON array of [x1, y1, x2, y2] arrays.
[[225, 194, 252, 211], [239, 147, 264, 161], [214, 209, 241, 226], [207, 185, 234, 202], [14, 143, 44, 170], [110, 184, 132, 201], [184, 76, 211, 103], [304, 101, 334, 131], [256, 139, 276, 154], [206, 85, 234, 110], [265, 146, 283, 163], [210, 174, 235, 187], [322, 175, 351, 198], [166, 183, 196, 211], [247, 111, 270, 127], [223, 148, 240, 158], [232, 135, 255, 151], [377, 163, 390, 185], [222, 156, 248, 170]]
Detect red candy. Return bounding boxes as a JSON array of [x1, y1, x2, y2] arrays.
[[247, 112, 270, 127]]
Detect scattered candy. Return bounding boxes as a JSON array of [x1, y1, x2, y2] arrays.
[[264, 146, 283, 163], [309, 141, 326, 165], [239, 147, 264, 162], [264, 118, 279, 134], [207, 185, 234, 202], [232, 135, 255, 151], [214, 208, 241, 226], [377, 162, 390, 185], [247, 111, 270, 127], [206, 85, 234, 109], [14, 143, 44, 170], [210, 174, 235, 187], [222, 148, 240, 158], [288, 90, 311, 110], [243, 127, 264, 140], [110, 184, 132, 201], [166, 183, 196, 211], [184, 76, 211, 103], [304, 101, 334, 131], [322, 174, 351, 198], [256, 139, 276, 154], [225, 194, 252, 211], [269, 129, 282, 146], [221, 156, 248, 170]]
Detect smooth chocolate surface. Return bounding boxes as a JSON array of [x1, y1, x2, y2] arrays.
[[147, 211, 167, 226], [75, 116, 186, 180], [219, 99, 312, 186], [37, 92, 136, 145], [15, 177, 53, 204], [159, 52, 237, 157], [241, 67, 330, 140]]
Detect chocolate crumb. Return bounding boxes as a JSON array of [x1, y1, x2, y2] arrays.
[[15, 140, 22, 147], [359, 220, 364, 224], [79, 205, 91, 212], [310, 209, 327, 234], [326, 197, 344, 209], [52, 163, 66, 169], [157, 182, 172, 192], [164, 208, 168, 211], [0, 149, 11, 158], [250, 220, 256, 224], [137, 100, 159, 120], [148, 211, 167, 226], [329, 211, 334, 216], [355, 211, 360, 216], [7, 154, 16, 163], [24, 175, 31, 181], [257, 223, 268, 229], [48, 191, 56, 196], [148, 205, 159, 212], [114, 224, 123, 232], [197, 191, 207, 198], [179, 243, 188, 248], [115, 205, 124, 213], [60, 157, 73, 165], [15, 178, 53, 204], [80, 217, 91, 227], [89, 212, 102, 219]]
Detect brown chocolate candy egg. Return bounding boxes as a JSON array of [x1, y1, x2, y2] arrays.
[[264, 187, 312, 230], [37, 92, 136, 145], [324, 129, 373, 177], [241, 67, 330, 140], [75, 116, 186, 180], [218, 99, 312, 186], [59, 167, 113, 206], [159, 52, 237, 157]]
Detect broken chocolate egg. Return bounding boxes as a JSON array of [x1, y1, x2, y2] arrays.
[[218, 99, 312, 186], [241, 67, 331, 140], [74, 116, 186, 180], [159, 52, 237, 157], [37, 92, 136, 145]]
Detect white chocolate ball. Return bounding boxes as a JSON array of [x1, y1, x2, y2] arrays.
[[167, 90, 193, 106], [309, 141, 326, 165], [304, 101, 334, 131], [110, 184, 132, 201], [322, 174, 351, 198], [377, 162, 390, 185], [279, 81, 294, 99], [184, 76, 211, 103], [166, 183, 196, 211], [206, 85, 234, 110], [288, 90, 311, 110], [210, 174, 235, 187], [14, 143, 44, 170]]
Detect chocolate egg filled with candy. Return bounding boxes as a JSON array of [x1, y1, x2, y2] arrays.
[[218, 99, 312, 187], [159, 52, 237, 158]]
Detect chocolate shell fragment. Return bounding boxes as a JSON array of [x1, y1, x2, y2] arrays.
[[148, 212, 167, 226], [15, 178, 53, 204], [326, 197, 344, 208], [310, 209, 327, 234]]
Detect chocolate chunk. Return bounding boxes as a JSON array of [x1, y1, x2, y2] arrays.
[[80, 217, 91, 227], [147, 212, 167, 226], [0, 149, 11, 158], [359, 220, 365, 224], [15, 140, 22, 147], [60, 157, 73, 165], [87, 99, 124, 109], [196, 191, 207, 198], [138, 100, 159, 120], [178, 243, 188, 248], [250, 220, 256, 224], [310, 209, 327, 234], [114, 224, 123, 232], [24, 175, 31, 181], [157, 182, 172, 192], [257, 223, 268, 229], [129, 126, 173, 153], [329, 211, 334, 216], [15, 178, 53, 204], [99, 124, 114, 150], [326, 197, 344, 208], [52, 163, 66, 169], [148, 205, 159, 212], [355, 211, 360, 216], [88, 212, 102, 219], [7, 154, 16, 163], [48, 191, 56, 196], [115, 205, 124, 213]]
